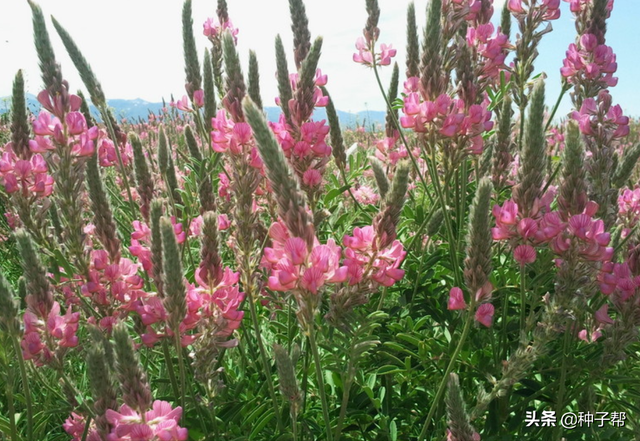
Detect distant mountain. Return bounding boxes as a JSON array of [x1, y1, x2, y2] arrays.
[[0, 94, 387, 128]]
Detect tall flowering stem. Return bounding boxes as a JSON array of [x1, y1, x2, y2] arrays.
[[419, 178, 493, 441]]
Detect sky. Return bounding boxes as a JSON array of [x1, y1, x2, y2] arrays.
[[0, 0, 638, 119]]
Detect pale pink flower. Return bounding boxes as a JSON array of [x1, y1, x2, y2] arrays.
[[514, 244, 536, 265], [475, 303, 494, 327], [448, 287, 467, 310]]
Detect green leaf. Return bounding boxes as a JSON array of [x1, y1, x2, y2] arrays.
[[390, 420, 398, 441], [377, 365, 403, 376]]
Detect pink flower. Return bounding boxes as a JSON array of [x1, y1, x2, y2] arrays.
[[193, 89, 204, 108], [448, 287, 467, 310], [302, 168, 322, 187], [379, 44, 397, 66], [218, 213, 231, 230], [352, 185, 380, 205], [106, 401, 188, 441], [514, 244, 536, 265], [475, 303, 494, 327], [176, 96, 192, 112], [594, 303, 614, 325]]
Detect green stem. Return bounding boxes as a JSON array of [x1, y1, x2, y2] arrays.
[[247, 287, 285, 432], [4, 358, 18, 441], [518, 103, 526, 151], [174, 335, 187, 411], [553, 326, 572, 440], [13, 336, 33, 441], [334, 354, 355, 441], [426, 146, 463, 287], [339, 166, 365, 214], [544, 83, 570, 132], [520, 264, 527, 332], [308, 325, 333, 441], [100, 106, 137, 216], [371, 63, 430, 198], [162, 340, 182, 405], [417, 310, 474, 441], [80, 415, 92, 441]]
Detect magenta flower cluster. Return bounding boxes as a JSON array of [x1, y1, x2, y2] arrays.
[[492, 199, 613, 265], [571, 90, 629, 141], [0, 151, 54, 197], [401, 93, 493, 154], [22, 300, 80, 366], [466, 23, 511, 82], [508, 0, 561, 21], [561, 34, 618, 88], [262, 222, 405, 296]]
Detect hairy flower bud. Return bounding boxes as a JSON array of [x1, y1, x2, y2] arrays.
[[113, 323, 152, 413], [464, 178, 493, 296], [289, 0, 312, 70], [161, 217, 187, 334]]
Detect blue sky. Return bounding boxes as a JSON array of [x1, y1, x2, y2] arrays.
[[0, 0, 638, 118]]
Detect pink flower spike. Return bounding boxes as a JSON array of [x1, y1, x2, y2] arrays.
[[475, 303, 494, 327], [447, 287, 467, 310]]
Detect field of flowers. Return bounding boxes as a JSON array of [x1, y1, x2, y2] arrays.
[[1, 0, 640, 440]]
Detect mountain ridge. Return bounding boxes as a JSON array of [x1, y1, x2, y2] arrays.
[[0, 94, 387, 128]]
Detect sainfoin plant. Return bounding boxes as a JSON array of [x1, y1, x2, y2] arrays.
[[2, 0, 640, 440]]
